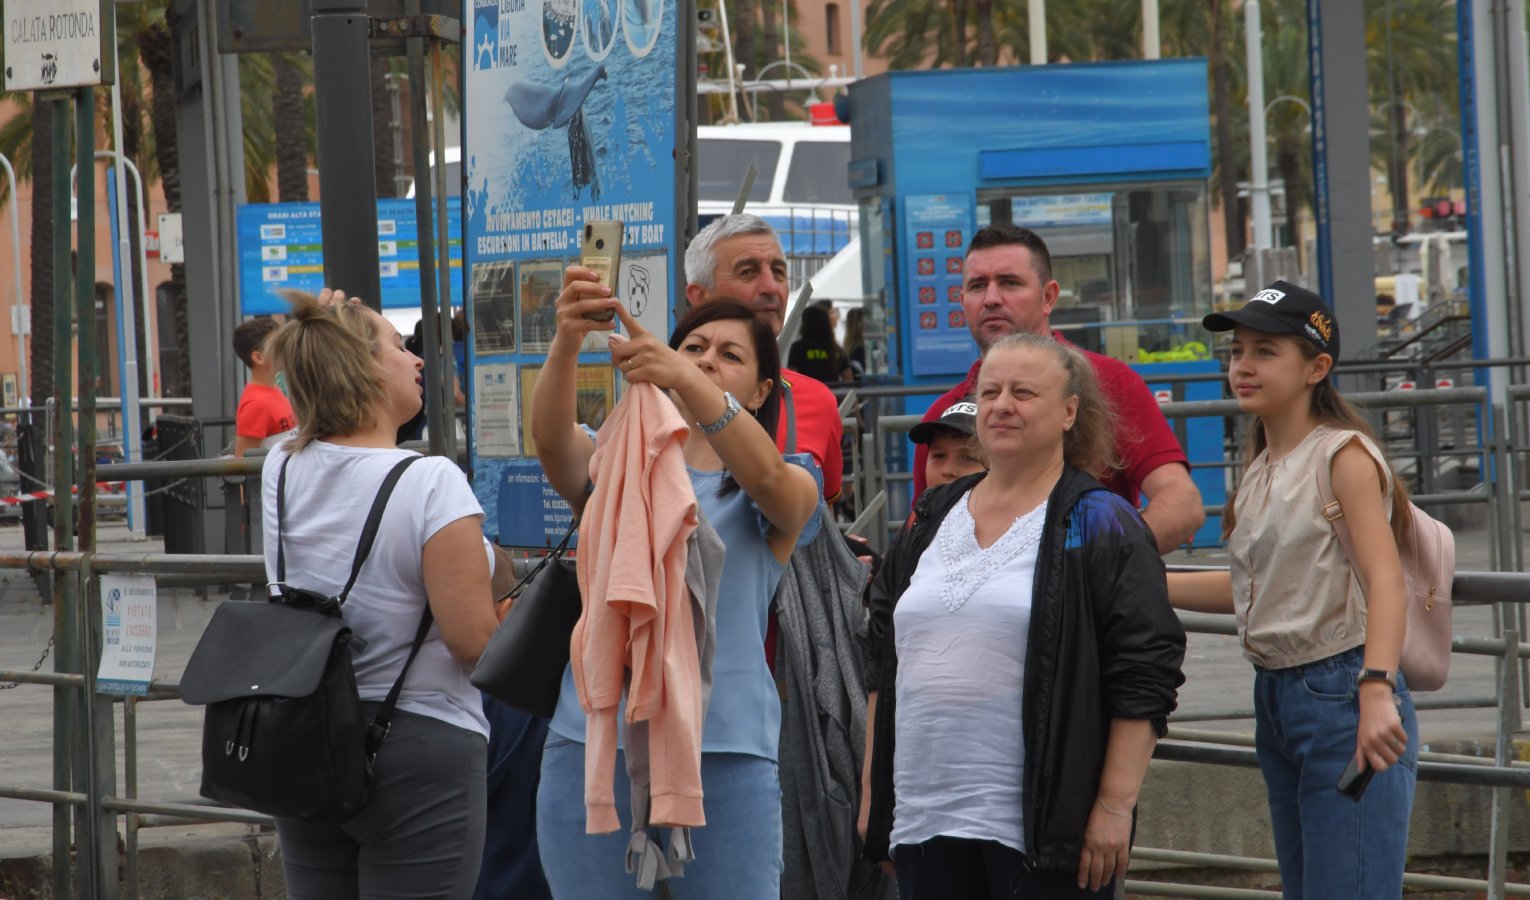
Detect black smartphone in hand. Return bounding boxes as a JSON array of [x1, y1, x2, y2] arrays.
[[1337, 755, 1375, 800]]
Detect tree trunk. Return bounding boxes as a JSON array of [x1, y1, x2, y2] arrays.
[[138, 20, 190, 399], [274, 54, 310, 203], [1209, 0, 1245, 264], [371, 57, 397, 199], [1277, 145, 1303, 268], [761, 2, 783, 119], [973, 0, 996, 66], [1390, 94, 1410, 236], [28, 96, 53, 407], [951, 0, 969, 68]]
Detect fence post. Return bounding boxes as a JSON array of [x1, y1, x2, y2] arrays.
[[1489, 625, 1520, 900]]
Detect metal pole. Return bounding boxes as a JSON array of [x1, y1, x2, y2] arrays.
[[1029, 0, 1047, 65], [849, 0, 864, 78], [716, 0, 741, 122], [430, 42, 459, 464], [1247, 0, 1272, 250], [96, 149, 147, 538], [311, 0, 383, 308], [74, 84, 112, 899], [47, 92, 75, 900], [0, 154, 27, 403], [406, 30, 447, 458], [1489, 625, 1520, 900], [1143, 0, 1160, 60]]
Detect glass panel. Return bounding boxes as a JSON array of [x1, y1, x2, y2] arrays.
[[783, 142, 853, 205], [984, 183, 1212, 362], [697, 139, 779, 203]]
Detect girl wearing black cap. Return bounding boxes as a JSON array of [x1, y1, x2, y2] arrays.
[[1170, 282, 1418, 898]]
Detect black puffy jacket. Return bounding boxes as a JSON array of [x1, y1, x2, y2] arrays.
[[863, 467, 1186, 870]]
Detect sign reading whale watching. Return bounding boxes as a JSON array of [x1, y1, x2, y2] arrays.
[[3, 0, 113, 92], [465, 0, 682, 546]]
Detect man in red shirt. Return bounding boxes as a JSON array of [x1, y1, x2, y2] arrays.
[[684, 214, 843, 503], [913, 223, 1204, 551]]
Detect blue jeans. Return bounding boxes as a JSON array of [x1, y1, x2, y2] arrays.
[[536, 734, 783, 899], [1254, 647, 1419, 900]]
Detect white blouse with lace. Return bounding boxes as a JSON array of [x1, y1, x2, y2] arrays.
[[891, 491, 1047, 853]]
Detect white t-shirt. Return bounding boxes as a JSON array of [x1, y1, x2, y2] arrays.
[[892, 493, 1046, 853], [261, 440, 490, 738]]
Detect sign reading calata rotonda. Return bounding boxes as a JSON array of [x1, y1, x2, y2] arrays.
[[3, 0, 114, 93]]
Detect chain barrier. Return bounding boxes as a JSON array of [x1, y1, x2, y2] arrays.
[[0, 635, 55, 690]]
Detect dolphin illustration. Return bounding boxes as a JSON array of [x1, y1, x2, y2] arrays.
[[505, 65, 609, 199]]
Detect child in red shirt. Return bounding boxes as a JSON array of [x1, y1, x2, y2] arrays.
[[232, 317, 296, 456]]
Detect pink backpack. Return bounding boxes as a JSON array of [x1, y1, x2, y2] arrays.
[[1316, 464, 1455, 692]]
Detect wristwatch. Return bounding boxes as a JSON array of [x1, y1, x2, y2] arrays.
[[699, 391, 741, 435], [1357, 668, 1397, 689]]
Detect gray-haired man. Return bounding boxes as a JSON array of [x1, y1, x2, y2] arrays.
[[684, 214, 843, 503]]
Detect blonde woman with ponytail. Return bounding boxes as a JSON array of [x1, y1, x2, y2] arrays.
[[261, 294, 498, 899], [1170, 281, 1417, 899]]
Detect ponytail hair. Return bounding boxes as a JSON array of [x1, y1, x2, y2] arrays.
[[266, 291, 386, 451], [1222, 338, 1412, 544]]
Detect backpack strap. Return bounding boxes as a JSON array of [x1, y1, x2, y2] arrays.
[[273, 453, 431, 762], [1315, 451, 1366, 592], [782, 379, 798, 453]]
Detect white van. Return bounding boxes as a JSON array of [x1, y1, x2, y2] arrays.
[[696, 122, 855, 258]]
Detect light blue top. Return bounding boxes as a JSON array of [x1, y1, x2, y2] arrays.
[[550, 463, 820, 762]]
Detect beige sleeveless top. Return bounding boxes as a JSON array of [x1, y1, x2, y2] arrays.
[[1229, 425, 1393, 669]]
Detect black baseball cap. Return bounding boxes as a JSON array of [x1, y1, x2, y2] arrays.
[[1203, 280, 1340, 360], [910, 401, 977, 445]]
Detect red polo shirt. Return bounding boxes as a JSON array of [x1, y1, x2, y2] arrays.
[[775, 367, 843, 503]]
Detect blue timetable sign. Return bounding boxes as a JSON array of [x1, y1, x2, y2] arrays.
[[236, 198, 464, 314]]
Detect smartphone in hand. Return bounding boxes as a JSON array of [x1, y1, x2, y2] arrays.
[[580, 220, 624, 322], [1336, 755, 1375, 800]]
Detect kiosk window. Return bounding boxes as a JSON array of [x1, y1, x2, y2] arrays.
[[698, 140, 779, 203], [784, 142, 853, 205]]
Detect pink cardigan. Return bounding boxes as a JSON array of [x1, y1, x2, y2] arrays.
[[572, 382, 705, 833]]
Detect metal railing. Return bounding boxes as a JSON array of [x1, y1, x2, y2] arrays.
[[3, 539, 1528, 897]]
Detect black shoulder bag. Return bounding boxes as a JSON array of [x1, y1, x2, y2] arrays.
[[470, 517, 581, 718], [181, 454, 433, 823]]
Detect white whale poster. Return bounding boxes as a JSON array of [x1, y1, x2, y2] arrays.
[[464, 0, 681, 546]]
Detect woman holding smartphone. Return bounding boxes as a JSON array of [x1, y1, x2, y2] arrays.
[[1168, 282, 1418, 898]]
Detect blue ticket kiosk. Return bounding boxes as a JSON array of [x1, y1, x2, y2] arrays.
[[846, 60, 1225, 544]]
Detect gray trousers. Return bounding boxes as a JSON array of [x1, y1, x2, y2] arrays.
[[276, 707, 488, 900]]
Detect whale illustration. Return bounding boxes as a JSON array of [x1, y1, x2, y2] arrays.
[[504, 64, 610, 199], [504, 64, 609, 131]]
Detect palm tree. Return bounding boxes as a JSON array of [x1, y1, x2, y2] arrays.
[[1365, 0, 1457, 234], [136, 17, 191, 399], [273, 53, 312, 203]]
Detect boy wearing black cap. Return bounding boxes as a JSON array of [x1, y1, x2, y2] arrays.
[[908, 400, 987, 489]]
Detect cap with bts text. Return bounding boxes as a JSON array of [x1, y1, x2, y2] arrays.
[[1202, 280, 1340, 361], [910, 401, 977, 445]]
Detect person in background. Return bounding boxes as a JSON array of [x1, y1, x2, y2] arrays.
[[908, 400, 986, 489], [912, 223, 1203, 552], [861, 333, 1185, 898], [844, 308, 867, 382], [262, 294, 500, 899], [788, 304, 854, 385], [232, 316, 297, 457], [530, 267, 820, 898], [1167, 282, 1417, 898]]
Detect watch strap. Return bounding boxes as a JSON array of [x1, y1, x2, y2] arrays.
[[1357, 667, 1397, 689]]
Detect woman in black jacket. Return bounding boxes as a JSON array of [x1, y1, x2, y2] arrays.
[[859, 333, 1185, 898]]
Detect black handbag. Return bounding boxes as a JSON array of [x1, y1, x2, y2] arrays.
[[470, 519, 581, 718], [180, 455, 433, 823]]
